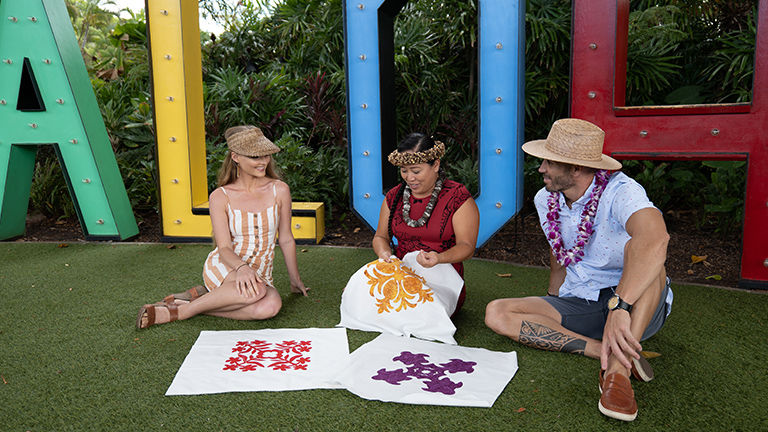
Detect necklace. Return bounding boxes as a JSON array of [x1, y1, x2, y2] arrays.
[[546, 170, 610, 266], [402, 178, 443, 228]]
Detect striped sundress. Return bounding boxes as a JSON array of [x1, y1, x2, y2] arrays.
[[202, 184, 279, 291]]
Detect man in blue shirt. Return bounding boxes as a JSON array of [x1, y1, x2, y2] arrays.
[[485, 118, 672, 422]]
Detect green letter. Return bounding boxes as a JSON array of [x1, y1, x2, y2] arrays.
[[0, 0, 137, 240]]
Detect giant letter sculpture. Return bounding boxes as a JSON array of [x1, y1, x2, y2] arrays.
[[146, 0, 211, 241], [343, 0, 525, 246], [571, 0, 768, 287], [0, 0, 138, 240]]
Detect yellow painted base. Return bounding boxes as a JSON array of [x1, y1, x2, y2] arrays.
[[291, 202, 325, 244]]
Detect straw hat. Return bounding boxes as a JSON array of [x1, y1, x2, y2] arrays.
[[522, 118, 621, 170], [224, 125, 280, 157]]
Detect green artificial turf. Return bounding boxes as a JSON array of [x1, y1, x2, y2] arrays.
[[0, 243, 766, 431]]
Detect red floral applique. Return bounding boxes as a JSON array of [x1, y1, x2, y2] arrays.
[[223, 340, 312, 371]]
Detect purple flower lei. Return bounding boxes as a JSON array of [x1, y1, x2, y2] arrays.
[[546, 170, 611, 267]]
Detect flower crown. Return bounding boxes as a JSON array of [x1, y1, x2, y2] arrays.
[[387, 141, 446, 166]]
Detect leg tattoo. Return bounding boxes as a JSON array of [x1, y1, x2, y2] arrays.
[[519, 320, 587, 355]]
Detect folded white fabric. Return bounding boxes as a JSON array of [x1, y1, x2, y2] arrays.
[[166, 328, 349, 396], [338, 251, 463, 344], [336, 333, 518, 407]]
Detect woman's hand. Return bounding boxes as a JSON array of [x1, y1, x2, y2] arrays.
[[235, 264, 263, 297], [377, 251, 394, 262], [290, 279, 310, 296], [416, 251, 439, 268]]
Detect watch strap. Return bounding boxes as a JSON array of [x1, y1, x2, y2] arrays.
[[609, 294, 633, 313], [616, 297, 632, 313]]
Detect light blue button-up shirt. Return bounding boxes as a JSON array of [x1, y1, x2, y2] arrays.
[[534, 172, 673, 311]]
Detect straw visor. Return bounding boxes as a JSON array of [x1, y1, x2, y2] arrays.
[[522, 118, 621, 170], [225, 125, 281, 157]]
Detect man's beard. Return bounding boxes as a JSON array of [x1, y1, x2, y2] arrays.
[[544, 173, 576, 193]]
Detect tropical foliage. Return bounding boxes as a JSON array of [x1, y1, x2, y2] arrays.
[[627, 0, 756, 105], [27, 0, 753, 237]]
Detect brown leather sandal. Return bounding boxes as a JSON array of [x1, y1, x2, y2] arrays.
[[163, 285, 208, 304], [136, 303, 179, 329]]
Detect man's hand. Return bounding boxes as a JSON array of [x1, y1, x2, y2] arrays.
[[601, 309, 642, 371]]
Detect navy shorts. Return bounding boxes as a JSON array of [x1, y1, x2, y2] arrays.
[[542, 278, 671, 341]]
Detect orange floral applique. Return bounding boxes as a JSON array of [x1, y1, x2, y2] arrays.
[[363, 258, 433, 313]]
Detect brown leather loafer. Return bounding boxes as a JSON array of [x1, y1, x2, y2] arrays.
[[598, 372, 638, 421], [599, 355, 654, 391]]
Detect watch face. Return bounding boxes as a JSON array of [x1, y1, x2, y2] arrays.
[[607, 295, 619, 310]]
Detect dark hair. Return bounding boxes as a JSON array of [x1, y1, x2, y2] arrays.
[[387, 183, 406, 251], [397, 133, 438, 161], [386, 133, 443, 247]]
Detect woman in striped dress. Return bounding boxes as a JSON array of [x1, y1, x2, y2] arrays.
[[137, 126, 308, 329]]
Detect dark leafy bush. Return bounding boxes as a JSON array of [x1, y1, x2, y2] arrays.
[[115, 146, 157, 212], [443, 157, 479, 196], [274, 136, 348, 218], [28, 148, 76, 220], [700, 161, 746, 235]]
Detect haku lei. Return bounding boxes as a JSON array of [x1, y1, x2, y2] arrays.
[[546, 170, 611, 266], [402, 178, 443, 228]]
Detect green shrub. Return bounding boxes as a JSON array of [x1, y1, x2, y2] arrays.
[[274, 135, 348, 218], [115, 146, 157, 213], [28, 148, 76, 220], [443, 158, 479, 196], [700, 161, 746, 235], [203, 66, 307, 144]]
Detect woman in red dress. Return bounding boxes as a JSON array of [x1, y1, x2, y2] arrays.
[[372, 133, 479, 314]]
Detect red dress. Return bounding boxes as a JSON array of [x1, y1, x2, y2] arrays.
[[385, 179, 472, 313]]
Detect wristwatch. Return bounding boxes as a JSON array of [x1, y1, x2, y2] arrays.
[[607, 294, 633, 313]]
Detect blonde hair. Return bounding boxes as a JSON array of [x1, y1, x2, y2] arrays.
[[216, 151, 282, 187]]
